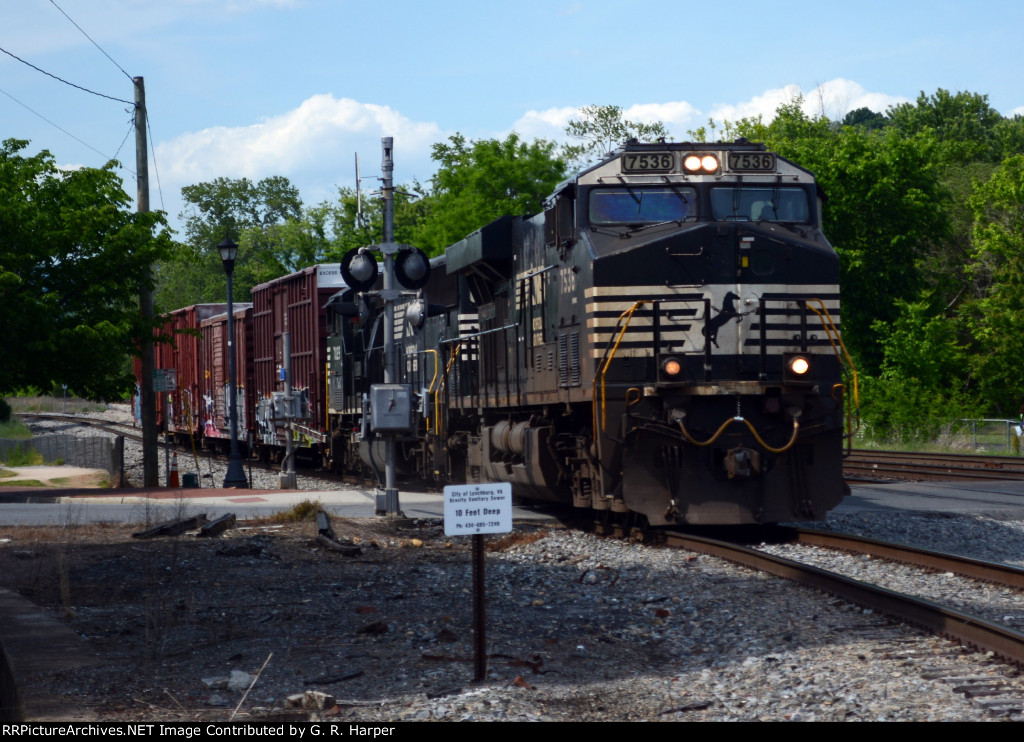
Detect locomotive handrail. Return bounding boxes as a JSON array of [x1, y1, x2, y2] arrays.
[[434, 343, 463, 432], [593, 300, 648, 435], [439, 323, 518, 344], [804, 300, 858, 405], [422, 349, 440, 434], [804, 299, 861, 442]]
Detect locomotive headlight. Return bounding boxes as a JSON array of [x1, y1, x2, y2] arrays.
[[662, 357, 682, 378], [789, 356, 810, 375], [683, 154, 719, 174]]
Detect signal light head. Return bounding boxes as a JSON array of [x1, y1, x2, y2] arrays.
[[394, 247, 431, 290], [340, 248, 379, 292]]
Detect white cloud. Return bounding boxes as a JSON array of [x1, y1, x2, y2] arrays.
[[157, 94, 444, 186], [802, 79, 908, 119], [622, 102, 700, 129], [510, 101, 701, 143], [510, 106, 579, 142], [709, 79, 908, 125], [708, 84, 804, 124], [1011, 105, 1024, 117]]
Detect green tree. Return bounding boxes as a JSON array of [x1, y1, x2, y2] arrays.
[[730, 102, 950, 371], [565, 105, 670, 166], [414, 133, 567, 253], [887, 89, 1004, 162], [0, 139, 173, 398], [324, 183, 433, 259], [155, 176, 305, 307], [964, 154, 1024, 413], [842, 107, 888, 131]]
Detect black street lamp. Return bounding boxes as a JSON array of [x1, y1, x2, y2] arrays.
[[218, 238, 249, 489]]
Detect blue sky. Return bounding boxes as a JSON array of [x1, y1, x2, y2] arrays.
[[4, 0, 1023, 233]]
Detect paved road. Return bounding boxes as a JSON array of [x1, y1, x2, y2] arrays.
[[4, 465, 1024, 525]]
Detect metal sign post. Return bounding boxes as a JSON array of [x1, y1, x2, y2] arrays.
[[153, 369, 176, 487], [444, 482, 513, 681]]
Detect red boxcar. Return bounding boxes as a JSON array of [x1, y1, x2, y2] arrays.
[[135, 304, 228, 439], [198, 304, 254, 447], [251, 265, 347, 451]]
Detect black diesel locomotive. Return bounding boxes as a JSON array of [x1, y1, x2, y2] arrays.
[[326, 139, 853, 525]]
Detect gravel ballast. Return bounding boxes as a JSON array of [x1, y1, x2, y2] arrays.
[[6, 406, 1024, 721]]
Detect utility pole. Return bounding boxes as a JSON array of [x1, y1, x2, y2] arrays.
[[135, 76, 158, 488]]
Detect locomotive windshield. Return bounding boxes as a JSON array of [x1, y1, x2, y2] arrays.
[[589, 186, 696, 225], [710, 186, 811, 223]]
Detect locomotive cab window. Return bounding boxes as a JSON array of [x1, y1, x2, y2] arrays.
[[545, 193, 575, 248], [710, 186, 811, 223], [589, 187, 696, 225]]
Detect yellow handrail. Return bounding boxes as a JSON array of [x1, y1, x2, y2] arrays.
[[422, 349, 439, 434], [592, 301, 646, 436], [805, 299, 860, 438]]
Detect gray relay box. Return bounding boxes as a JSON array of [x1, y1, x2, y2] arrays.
[[369, 383, 415, 433]]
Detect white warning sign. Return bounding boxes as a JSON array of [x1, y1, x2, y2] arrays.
[[443, 483, 512, 536]]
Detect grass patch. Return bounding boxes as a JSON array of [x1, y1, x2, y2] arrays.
[[0, 469, 17, 479], [0, 418, 33, 440], [5, 395, 110, 415], [265, 499, 322, 523], [1, 447, 44, 467], [0, 479, 46, 487]]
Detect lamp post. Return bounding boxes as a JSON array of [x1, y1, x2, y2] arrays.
[[218, 238, 249, 489]]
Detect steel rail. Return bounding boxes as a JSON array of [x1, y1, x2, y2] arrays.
[[793, 528, 1024, 589], [17, 412, 144, 443], [664, 530, 1024, 668], [845, 449, 1024, 482]]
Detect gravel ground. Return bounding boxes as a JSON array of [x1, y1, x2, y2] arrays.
[[6, 406, 1024, 722]]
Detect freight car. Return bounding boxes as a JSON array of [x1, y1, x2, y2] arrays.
[[327, 139, 854, 525], [136, 303, 229, 442], [198, 304, 254, 448]]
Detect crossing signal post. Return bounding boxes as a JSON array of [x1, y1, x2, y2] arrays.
[[339, 137, 431, 518]]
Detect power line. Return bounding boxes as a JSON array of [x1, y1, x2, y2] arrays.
[[146, 112, 166, 213], [47, 0, 134, 83], [0, 44, 133, 105], [0, 85, 133, 172]]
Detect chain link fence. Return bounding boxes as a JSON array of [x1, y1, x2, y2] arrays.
[[959, 419, 1023, 454]]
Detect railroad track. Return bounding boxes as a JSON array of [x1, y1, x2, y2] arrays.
[[16, 411, 377, 488], [17, 411, 143, 442], [662, 527, 1024, 713], [845, 448, 1024, 482]]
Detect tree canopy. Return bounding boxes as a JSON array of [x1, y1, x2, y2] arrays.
[[155, 175, 307, 308], [565, 105, 669, 165], [0, 139, 172, 398], [414, 133, 568, 253]]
